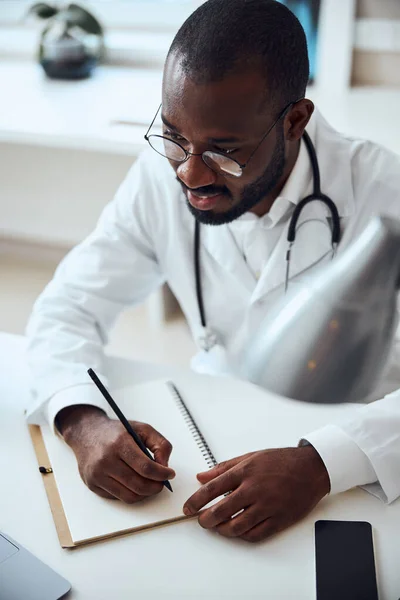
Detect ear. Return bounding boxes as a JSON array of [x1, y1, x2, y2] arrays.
[[286, 99, 314, 142]]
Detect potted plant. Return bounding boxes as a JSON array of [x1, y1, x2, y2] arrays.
[[27, 2, 104, 79]]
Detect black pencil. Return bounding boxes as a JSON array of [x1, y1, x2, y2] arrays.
[[87, 368, 173, 492]]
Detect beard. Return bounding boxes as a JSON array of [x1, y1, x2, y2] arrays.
[[182, 122, 286, 226]]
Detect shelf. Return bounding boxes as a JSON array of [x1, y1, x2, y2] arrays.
[[1, 61, 399, 157], [0, 61, 162, 156]]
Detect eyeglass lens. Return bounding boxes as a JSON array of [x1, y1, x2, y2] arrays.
[[147, 135, 242, 177]]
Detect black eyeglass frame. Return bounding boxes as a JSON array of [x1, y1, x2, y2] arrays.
[[144, 99, 302, 177]]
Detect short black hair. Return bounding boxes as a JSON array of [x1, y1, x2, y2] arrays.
[[168, 0, 309, 110]]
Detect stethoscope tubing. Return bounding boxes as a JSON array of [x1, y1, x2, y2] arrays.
[[194, 130, 341, 336]]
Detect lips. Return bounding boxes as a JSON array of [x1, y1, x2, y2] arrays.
[[187, 190, 225, 211]]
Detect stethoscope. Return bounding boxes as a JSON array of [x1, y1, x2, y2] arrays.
[[194, 130, 342, 352]]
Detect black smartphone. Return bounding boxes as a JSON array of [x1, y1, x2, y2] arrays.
[[315, 520, 379, 600]]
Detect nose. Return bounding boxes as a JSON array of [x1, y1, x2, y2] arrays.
[[176, 154, 218, 190]]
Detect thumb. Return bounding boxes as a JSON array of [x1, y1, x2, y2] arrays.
[[197, 454, 249, 483], [131, 421, 175, 474], [153, 440, 173, 468]]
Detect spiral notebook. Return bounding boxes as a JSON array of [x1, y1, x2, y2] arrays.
[[29, 380, 218, 549]]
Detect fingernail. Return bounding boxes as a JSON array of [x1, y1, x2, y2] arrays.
[[183, 506, 192, 516], [168, 471, 176, 480]]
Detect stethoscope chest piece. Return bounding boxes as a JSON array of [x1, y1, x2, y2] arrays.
[[197, 327, 218, 352]]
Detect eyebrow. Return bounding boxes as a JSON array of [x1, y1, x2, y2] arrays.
[[161, 114, 178, 131], [161, 113, 244, 144]]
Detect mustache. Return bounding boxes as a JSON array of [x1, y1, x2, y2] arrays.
[[176, 176, 229, 197]]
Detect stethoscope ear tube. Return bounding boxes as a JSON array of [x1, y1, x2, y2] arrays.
[[284, 131, 341, 292], [194, 129, 342, 339], [194, 219, 207, 328], [289, 130, 341, 245], [287, 194, 341, 245], [285, 192, 341, 292]]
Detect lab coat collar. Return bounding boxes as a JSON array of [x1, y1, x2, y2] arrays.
[[200, 108, 356, 297], [272, 109, 355, 217]]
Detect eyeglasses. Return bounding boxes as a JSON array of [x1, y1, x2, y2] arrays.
[[144, 100, 299, 178]]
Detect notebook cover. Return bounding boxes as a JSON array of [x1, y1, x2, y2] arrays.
[[29, 425, 75, 548]]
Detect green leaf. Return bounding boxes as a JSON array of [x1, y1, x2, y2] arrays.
[[65, 4, 104, 35], [27, 3, 58, 19]]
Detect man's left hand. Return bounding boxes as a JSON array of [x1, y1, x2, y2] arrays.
[[183, 446, 330, 543]]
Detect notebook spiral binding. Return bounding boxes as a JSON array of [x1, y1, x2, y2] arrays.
[[167, 381, 217, 469]]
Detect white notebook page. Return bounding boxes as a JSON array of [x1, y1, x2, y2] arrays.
[[41, 380, 211, 544]]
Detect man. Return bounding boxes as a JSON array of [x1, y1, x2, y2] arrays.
[[26, 0, 400, 543]]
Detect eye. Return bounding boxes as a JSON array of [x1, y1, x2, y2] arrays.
[[215, 147, 238, 155], [164, 129, 185, 142]]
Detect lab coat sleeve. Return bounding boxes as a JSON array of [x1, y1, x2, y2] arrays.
[[25, 154, 165, 429], [302, 389, 400, 504]]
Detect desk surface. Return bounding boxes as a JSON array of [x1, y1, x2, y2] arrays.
[[0, 62, 162, 156], [1, 331, 400, 600]]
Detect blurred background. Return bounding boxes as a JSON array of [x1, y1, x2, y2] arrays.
[[1, 0, 399, 366]]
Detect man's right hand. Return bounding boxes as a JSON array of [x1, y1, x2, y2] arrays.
[[56, 405, 175, 503]]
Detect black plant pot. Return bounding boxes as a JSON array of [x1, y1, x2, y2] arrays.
[[40, 56, 98, 79], [39, 32, 102, 80]]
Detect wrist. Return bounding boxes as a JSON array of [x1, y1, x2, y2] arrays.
[[56, 405, 108, 445], [301, 445, 331, 497]]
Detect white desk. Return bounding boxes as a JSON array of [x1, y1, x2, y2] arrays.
[[0, 62, 162, 156], [1, 332, 400, 600]]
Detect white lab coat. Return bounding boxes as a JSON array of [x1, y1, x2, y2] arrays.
[[26, 109, 400, 504]]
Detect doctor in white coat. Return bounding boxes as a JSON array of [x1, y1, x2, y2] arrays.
[[26, 0, 400, 543]]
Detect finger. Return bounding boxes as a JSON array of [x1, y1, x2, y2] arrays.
[[215, 507, 268, 539], [183, 469, 241, 516], [100, 476, 144, 505], [197, 489, 247, 529], [240, 517, 280, 543], [197, 454, 252, 483], [113, 459, 163, 496], [119, 429, 175, 482]]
